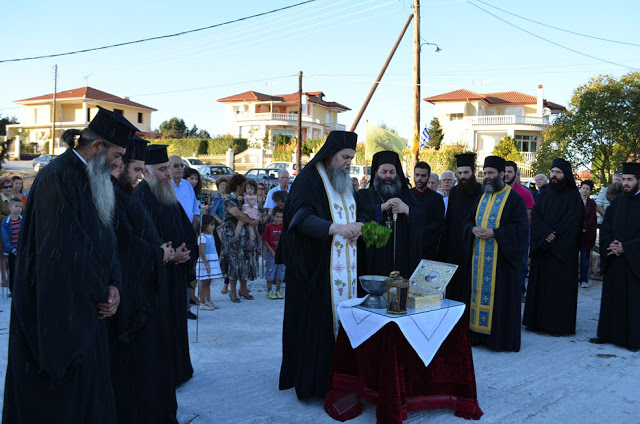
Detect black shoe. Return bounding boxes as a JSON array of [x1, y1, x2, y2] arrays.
[[187, 311, 197, 320], [589, 337, 604, 345]]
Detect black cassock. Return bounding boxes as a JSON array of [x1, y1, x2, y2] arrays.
[[463, 189, 528, 352], [3, 149, 120, 423], [440, 183, 483, 307], [357, 188, 425, 279], [278, 166, 343, 400], [523, 186, 583, 335], [109, 181, 178, 423], [134, 179, 197, 386], [597, 192, 640, 350], [412, 187, 445, 260]]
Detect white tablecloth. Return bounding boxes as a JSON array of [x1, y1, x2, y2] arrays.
[[337, 296, 465, 368]]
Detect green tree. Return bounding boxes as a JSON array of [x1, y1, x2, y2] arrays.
[[427, 117, 444, 150], [541, 72, 640, 186], [419, 144, 467, 175], [274, 133, 291, 148], [493, 135, 524, 162], [0, 115, 18, 136], [159, 117, 188, 138]]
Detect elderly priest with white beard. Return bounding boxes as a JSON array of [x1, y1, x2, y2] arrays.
[[3, 107, 136, 423], [134, 144, 198, 387]]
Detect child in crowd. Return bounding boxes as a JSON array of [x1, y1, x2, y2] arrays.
[[263, 207, 285, 299], [270, 190, 288, 217], [2, 197, 23, 294], [234, 179, 260, 248], [196, 215, 222, 310]]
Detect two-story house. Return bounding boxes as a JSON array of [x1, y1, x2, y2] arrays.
[[7, 86, 157, 156], [217, 90, 349, 150], [423, 85, 565, 166]]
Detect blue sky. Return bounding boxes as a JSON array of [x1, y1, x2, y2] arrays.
[[2, 0, 639, 141]]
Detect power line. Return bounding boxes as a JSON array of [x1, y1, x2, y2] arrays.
[[0, 0, 319, 64], [466, 1, 640, 72], [474, 0, 640, 47]]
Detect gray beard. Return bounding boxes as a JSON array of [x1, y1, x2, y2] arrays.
[[85, 149, 116, 227], [374, 176, 402, 200], [146, 167, 178, 206], [483, 177, 505, 194], [327, 165, 352, 195]]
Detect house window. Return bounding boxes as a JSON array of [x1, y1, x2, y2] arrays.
[[449, 113, 464, 121], [515, 134, 538, 152], [34, 108, 38, 123], [137, 112, 143, 124], [86, 107, 91, 122], [113, 109, 124, 116]]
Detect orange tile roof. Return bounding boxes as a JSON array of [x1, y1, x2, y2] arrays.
[[424, 89, 565, 110], [217, 90, 349, 111], [15, 86, 157, 111]]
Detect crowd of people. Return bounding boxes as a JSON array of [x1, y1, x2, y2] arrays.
[[0, 119, 637, 422]]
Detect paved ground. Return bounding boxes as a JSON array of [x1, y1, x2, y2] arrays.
[[1, 160, 33, 171], [0, 273, 638, 423]]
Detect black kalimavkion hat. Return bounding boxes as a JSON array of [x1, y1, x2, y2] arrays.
[[81, 106, 138, 149], [146, 144, 169, 165]]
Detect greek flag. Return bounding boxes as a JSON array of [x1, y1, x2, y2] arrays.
[[420, 126, 430, 148]]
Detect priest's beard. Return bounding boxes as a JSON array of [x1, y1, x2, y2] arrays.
[[374, 175, 402, 200], [549, 177, 568, 192], [86, 149, 116, 227], [115, 166, 135, 195], [326, 164, 352, 195], [482, 177, 505, 194], [146, 167, 178, 206], [459, 174, 478, 197], [623, 180, 640, 197]]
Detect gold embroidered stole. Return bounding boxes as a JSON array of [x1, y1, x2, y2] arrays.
[[470, 185, 511, 334], [317, 162, 358, 337]]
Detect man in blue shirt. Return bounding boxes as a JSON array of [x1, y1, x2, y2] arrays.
[[169, 154, 200, 320], [169, 155, 200, 232]]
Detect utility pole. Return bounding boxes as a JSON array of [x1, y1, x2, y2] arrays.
[[350, 14, 414, 132], [296, 70, 302, 172], [413, 0, 420, 166], [51, 64, 57, 155]]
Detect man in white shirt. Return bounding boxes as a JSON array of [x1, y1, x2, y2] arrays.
[[265, 170, 290, 213]]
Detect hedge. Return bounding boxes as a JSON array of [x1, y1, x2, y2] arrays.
[[148, 136, 248, 157]]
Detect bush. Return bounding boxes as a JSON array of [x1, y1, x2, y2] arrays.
[[148, 135, 248, 157], [419, 145, 468, 175]]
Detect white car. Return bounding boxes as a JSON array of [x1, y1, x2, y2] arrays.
[[350, 165, 371, 182], [266, 161, 305, 178], [182, 157, 206, 172]]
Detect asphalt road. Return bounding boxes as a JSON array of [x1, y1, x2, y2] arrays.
[[2, 160, 33, 171]]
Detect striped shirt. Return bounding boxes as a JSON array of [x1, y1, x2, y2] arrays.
[[10, 217, 20, 249]]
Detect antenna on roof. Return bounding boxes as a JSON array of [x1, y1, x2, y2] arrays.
[[83, 73, 93, 85]]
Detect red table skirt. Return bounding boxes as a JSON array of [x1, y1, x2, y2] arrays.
[[324, 319, 483, 424]]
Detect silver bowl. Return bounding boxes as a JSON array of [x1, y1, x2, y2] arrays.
[[359, 275, 388, 309]]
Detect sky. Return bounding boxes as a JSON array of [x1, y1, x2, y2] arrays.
[[1, 0, 639, 142]]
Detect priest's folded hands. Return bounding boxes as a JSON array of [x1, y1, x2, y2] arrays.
[[472, 226, 495, 239], [330, 221, 363, 243]]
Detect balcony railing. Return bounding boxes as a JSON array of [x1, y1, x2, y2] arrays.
[[522, 152, 536, 162], [234, 112, 320, 124], [466, 115, 549, 126]]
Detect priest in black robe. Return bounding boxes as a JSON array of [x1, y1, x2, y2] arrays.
[[109, 137, 179, 422], [357, 151, 425, 279], [463, 156, 528, 352], [440, 153, 482, 307], [134, 144, 198, 387], [523, 158, 583, 335], [279, 131, 362, 400], [2, 107, 136, 423], [593, 162, 640, 351], [412, 161, 445, 260]]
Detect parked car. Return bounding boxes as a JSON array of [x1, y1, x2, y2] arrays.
[[199, 165, 235, 190], [350, 165, 371, 182], [182, 157, 206, 172], [266, 161, 306, 178], [32, 154, 58, 171], [244, 168, 282, 188]]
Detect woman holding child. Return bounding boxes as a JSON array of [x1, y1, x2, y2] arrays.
[[220, 174, 258, 303]]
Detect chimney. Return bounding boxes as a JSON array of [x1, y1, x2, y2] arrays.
[[537, 84, 544, 117]]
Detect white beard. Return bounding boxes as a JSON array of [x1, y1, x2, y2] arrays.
[[326, 165, 352, 195], [85, 149, 116, 227], [146, 166, 178, 206]]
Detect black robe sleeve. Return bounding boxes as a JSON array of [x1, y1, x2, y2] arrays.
[[422, 191, 445, 260], [493, 193, 529, 269]]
